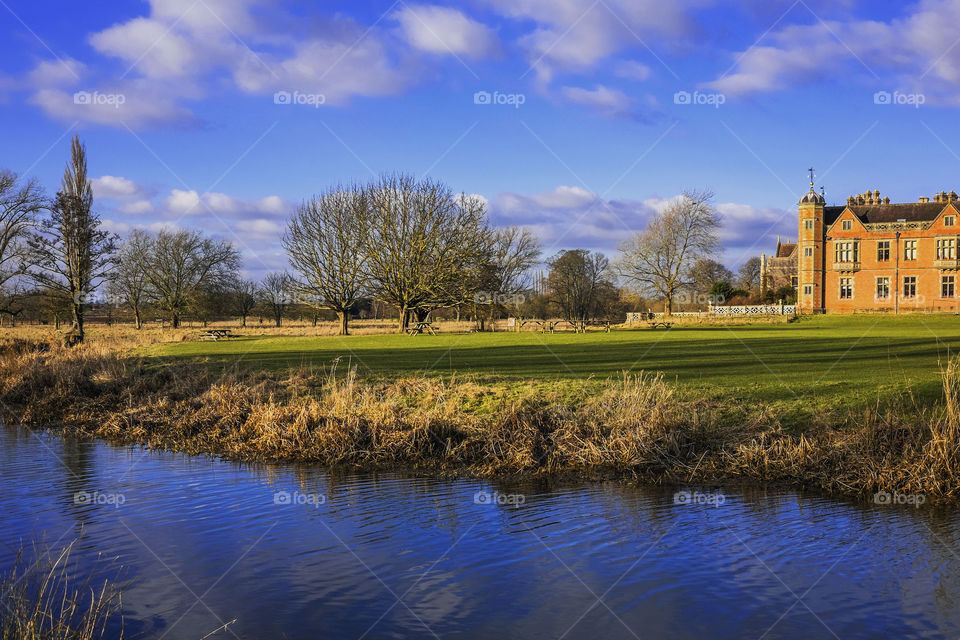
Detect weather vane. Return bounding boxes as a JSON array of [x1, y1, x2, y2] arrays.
[[808, 167, 815, 189]]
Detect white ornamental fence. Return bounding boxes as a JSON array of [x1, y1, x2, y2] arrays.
[[626, 305, 796, 321], [711, 305, 796, 316]]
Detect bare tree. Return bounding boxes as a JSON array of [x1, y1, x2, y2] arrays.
[[546, 249, 615, 332], [260, 272, 291, 327], [139, 230, 239, 328], [738, 257, 762, 292], [109, 229, 152, 329], [26, 136, 116, 343], [229, 278, 258, 327], [284, 186, 368, 335], [363, 174, 488, 332], [689, 257, 733, 307], [469, 226, 541, 330], [617, 189, 720, 316], [0, 171, 45, 316]]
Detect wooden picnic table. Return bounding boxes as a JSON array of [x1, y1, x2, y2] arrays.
[[646, 320, 673, 329], [406, 321, 437, 336], [198, 328, 235, 341]]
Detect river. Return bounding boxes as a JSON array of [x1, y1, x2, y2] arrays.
[[2, 426, 959, 639]]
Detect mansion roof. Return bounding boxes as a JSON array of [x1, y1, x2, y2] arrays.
[[823, 202, 955, 227], [776, 243, 796, 258]]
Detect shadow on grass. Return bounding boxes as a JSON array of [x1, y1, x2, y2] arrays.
[[146, 331, 960, 407]]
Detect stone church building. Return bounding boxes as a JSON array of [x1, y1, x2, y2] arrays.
[[764, 175, 960, 313]]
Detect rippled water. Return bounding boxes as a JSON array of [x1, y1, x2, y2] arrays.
[[2, 427, 960, 639]]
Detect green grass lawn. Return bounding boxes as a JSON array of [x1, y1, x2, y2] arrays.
[[145, 315, 960, 411]]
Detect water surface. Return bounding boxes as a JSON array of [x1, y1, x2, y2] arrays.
[[2, 427, 959, 639]]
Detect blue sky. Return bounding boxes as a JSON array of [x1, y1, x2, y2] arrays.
[[3, 0, 960, 278]]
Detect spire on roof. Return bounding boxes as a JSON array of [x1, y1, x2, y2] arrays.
[[799, 167, 825, 205]]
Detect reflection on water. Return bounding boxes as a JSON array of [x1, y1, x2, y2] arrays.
[[2, 426, 960, 639]]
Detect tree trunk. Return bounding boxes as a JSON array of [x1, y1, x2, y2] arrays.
[[274, 313, 282, 328], [241, 315, 247, 328], [398, 307, 409, 333], [664, 295, 673, 317], [171, 312, 180, 328], [337, 311, 349, 336], [134, 309, 142, 330], [71, 303, 85, 343], [415, 308, 430, 322]]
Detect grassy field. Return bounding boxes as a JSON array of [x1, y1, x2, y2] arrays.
[[144, 315, 960, 411], [7, 314, 960, 500]]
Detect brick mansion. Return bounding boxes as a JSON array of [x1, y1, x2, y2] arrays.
[[761, 175, 960, 313]]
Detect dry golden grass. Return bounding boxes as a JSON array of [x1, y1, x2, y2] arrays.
[[1, 539, 124, 640], [3, 334, 960, 501], [0, 313, 796, 350]]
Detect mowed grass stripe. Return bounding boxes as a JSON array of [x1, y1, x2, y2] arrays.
[[144, 315, 960, 406]]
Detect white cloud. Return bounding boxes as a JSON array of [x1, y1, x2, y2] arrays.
[[164, 189, 203, 214], [485, 0, 705, 83], [91, 175, 144, 199], [236, 218, 284, 235], [91, 18, 200, 78], [30, 83, 195, 129], [614, 60, 652, 81], [489, 185, 644, 252], [147, 221, 185, 233], [708, 0, 960, 101], [234, 36, 410, 104], [118, 200, 155, 215], [27, 59, 85, 88], [101, 219, 132, 235], [81, 0, 414, 123], [394, 5, 499, 58], [561, 84, 635, 118], [489, 185, 793, 263]]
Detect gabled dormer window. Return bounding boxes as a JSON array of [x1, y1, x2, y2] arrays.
[[842, 220, 852, 230], [946, 215, 956, 227]]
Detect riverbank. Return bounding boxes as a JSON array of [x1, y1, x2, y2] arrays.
[[1, 336, 959, 503]]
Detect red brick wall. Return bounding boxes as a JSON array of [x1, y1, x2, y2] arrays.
[[820, 204, 960, 313]]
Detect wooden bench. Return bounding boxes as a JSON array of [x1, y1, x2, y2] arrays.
[[406, 321, 437, 336]]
